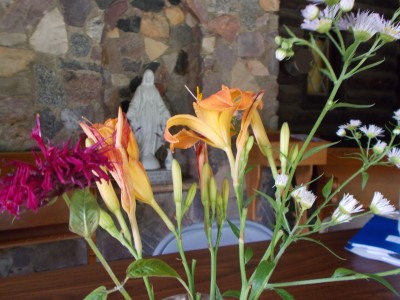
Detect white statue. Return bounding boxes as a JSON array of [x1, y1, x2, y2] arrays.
[[126, 69, 171, 170]]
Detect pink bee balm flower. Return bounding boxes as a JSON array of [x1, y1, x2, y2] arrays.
[[0, 116, 112, 216]]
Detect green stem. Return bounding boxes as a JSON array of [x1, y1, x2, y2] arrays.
[[114, 209, 133, 246], [238, 207, 249, 300], [268, 268, 400, 288], [85, 237, 132, 300]]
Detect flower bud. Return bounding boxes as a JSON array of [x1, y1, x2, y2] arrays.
[[274, 35, 283, 46], [99, 208, 116, 230], [183, 183, 197, 215], [209, 177, 218, 215], [275, 48, 287, 61], [280, 122, 290, 174], [339, 0, 354, 12], [301, 4, 319, 20], [172, 159, 182, 204]]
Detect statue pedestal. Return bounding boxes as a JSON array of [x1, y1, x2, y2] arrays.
[[147, 169, 172, 185]]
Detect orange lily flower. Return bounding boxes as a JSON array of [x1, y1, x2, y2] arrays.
[[164, 86, 255, 153]]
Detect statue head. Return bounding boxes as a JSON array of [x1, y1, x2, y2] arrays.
[[142, 69, 155, 87]]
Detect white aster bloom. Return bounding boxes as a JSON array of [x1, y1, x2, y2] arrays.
[[344, 11, 383, 42], [275, 174, 289, 189], [291, 186, 307, 203], [346, 119, 362, 129], [359, 124, 384, 138], [307, 0, 340, 5], [379, 18, 400, 42], [393, 109, 400, 123], [393, 127, 400, 135], [372, 140, 387, 154], [302, 4, 320, 20], [338, 193, 363, 214], [336, 128, 346, 137], [301, 5, 339, 33], [387, 147, 400, 168], [275, 48, 287, 61], [299, 189, 317, 210], [370, 192, 396, 215], [331, 208, 352, 224], [339, 0, 354, 12]]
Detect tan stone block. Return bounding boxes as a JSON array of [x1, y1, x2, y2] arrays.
[[140, 13, 169, 39], [259, 0, 280, 12], [144, 37, 169, 60], [165, 6, 185, 26], [247, 60, 270, 77], [105, 28, 120, 39], [0, 47, 35, 77]]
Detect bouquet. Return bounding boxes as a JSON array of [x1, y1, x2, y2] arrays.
[[1, 1, 400, 299]]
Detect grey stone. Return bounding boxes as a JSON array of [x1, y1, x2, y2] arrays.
[[201, 72, 224, 98], [60, 0, 92, 27], [95, 0, 116, 9], [130, 0, 164, 12], [38, 109, 63, 139], [86, 15, 104, 44], [174, 50, 189, 75], [208, 0, 239, 13], [147, 169, 172, 185], [240, 0, 261, 30], [237, 32, 265, 58], [0, 97, 33, 122], [70, 32, 91, 57], [116, 16, 141, 33], [170, 24, 193, 50], [34, 64, 65, 106], [168, 0, 181, 5], [143, 61, 160, 73], [61, 106, 95, 130], [0, 256, 12, 277], [121, 58, 141, 73], [32, 239, 87, 272], [59, 58, 102, 73], [0, 32, 26, 46], [214, 43, 236, 71]]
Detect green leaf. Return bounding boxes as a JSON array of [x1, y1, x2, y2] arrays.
[[344, 42, 359, 61], [361, 171, 369, 190], [366, 273, 399, 296], [332, 102, 374, 110], [69, 188, 100, 238], [312, 216, 321, 232], [322, 176, 335, 199], [273, 288, 294, 300], [227, 219, 240, 239], [319, 68, 334, 82], [84, 286, 107, 300], [126, 258, 180, 279], [345, 59, 385, 77], [249, 261, 275, 299], [222, 290, 240, 298], [302, 141, 339, 161], [215, 286, 223, 300], [244, 247, 254, 264], [256, 190, 278, 212], [332, 267, 355, 278]]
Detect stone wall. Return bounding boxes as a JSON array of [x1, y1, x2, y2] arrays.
[[0, 0, 279, 151], [0, 0, 279, 277]]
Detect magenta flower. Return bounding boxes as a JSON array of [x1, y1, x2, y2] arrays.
[[0, 116, 113, 216]]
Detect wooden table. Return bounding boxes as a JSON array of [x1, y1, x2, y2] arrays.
[[1, 230, 399, 299], [246, 134, 328, 220]]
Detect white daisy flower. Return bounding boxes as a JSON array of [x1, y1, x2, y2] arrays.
[[275, 48, 287, 61], [387, 147, 400, 168], [393, 127, 400, 135], [302, 4, 320, 20], [299, 189, 317, 210], [275, 174, 289, 189], [307, 0, 339, 5], [339, 0, 354, 12], [359, 124, 384, 138], [379, 18, 400, 42], [372, 140, 387, 154], [344, 11, 383, 42], [338, 193, 363, 214], [336, 128, 346, 137], [346, 119, 362, 129], [291, 186, 307, 203], [331, 208, 352, 224], [370, 192, 396, 215], [393, 109, 400, 122], [301, 5, 339, 33]]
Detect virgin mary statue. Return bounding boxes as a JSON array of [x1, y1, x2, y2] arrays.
[[126, 69, 171, 170]]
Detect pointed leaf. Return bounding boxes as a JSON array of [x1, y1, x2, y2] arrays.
[[215, 286, 224, 300], [302, 141, 339, 161], [227, 219, 240, 239], [249, 261, 275, 299], [222, 290, 241, 298], [332, 267, 356, 278], [332, 102, 374, 109], [361, 171, 369, 190], [274, 288, 294, 300], [319, 68, 334, 82], [256, 190, 278, 212], [312, 216, 322, 232], [126, 258, 180, 279], [366, 273, 399, 296], [69, 188, 100, 238], [344, 42, 359, 61], [84, 286, 107, 300], [244, 247, 254, 264], [322, 176, 335, 199]]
